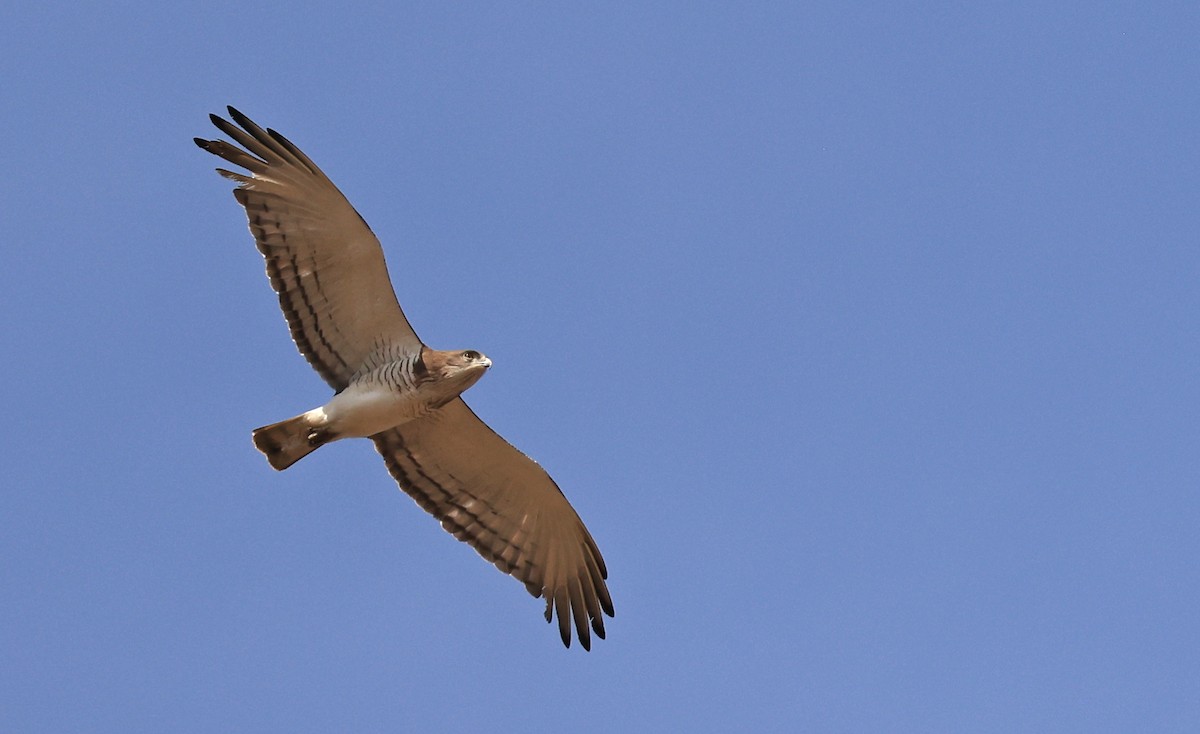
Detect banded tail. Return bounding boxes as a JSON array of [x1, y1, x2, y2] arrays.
[[252, 413, 333, 471]]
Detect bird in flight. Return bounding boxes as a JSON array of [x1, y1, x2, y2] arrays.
[[195, 107, 613, 649]]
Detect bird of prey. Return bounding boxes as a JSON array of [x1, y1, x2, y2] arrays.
[[195, 107, 613, 649]]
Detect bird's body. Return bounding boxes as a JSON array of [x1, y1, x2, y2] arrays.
[[196, 107, 612, 649], [251, 346, 493, 470]]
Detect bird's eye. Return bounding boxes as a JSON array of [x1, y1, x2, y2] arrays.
[[463, 350, 480, 361]]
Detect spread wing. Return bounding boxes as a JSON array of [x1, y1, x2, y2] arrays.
[[195, 107, 420, 389], [372, 399, 614, 650]]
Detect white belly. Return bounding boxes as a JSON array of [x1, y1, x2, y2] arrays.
[[307, 381, 432, 439]]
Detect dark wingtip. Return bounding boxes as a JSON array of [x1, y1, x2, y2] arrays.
[[227, 106, 249, 126], [208, 112, 224, 126], [193, 137, 210, 149]]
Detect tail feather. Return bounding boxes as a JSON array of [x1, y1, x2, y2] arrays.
[[252, 413, 331, 470]]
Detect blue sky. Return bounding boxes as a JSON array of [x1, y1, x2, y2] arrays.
[[2, 2, 1198, 731]]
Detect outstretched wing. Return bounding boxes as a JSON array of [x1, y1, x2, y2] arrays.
[[196, 107, 420, 389], [372, 399, 614, 650]]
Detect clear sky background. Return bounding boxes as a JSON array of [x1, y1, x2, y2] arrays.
[[2, 2, 1197, 732]]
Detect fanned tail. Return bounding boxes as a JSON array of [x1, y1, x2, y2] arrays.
[[252, 413, 331, 470]]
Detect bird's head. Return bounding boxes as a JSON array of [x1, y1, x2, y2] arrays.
[[419, 347, 492, 397]]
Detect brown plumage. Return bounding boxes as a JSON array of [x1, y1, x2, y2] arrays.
[[196, 107, 613, 649]]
